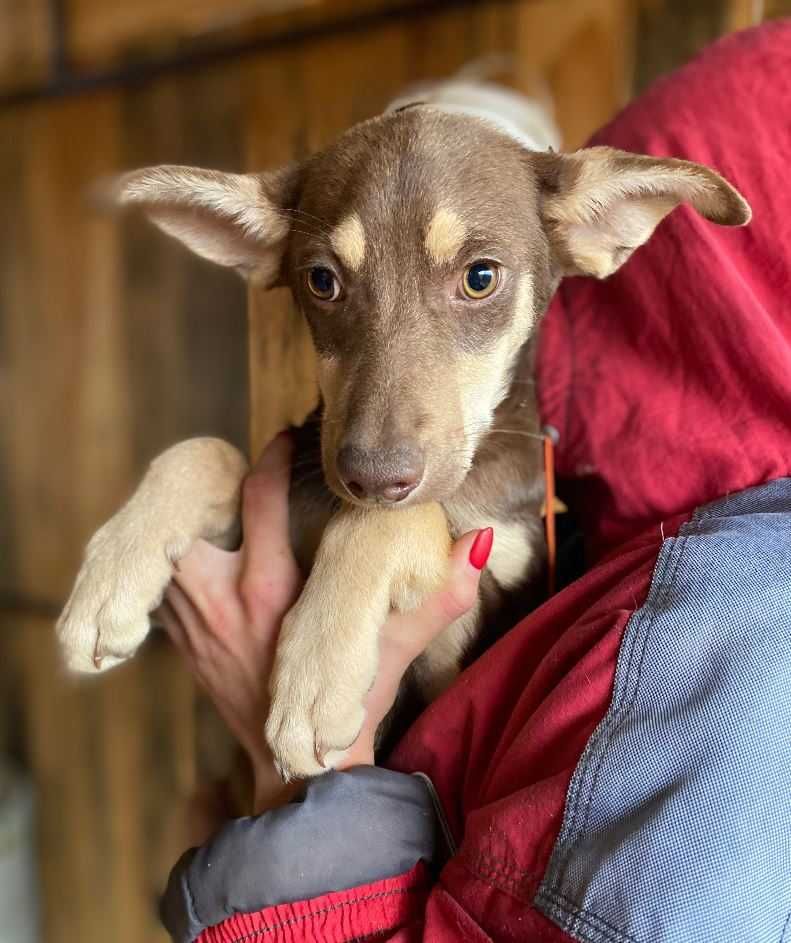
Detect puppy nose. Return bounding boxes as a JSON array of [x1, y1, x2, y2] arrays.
[[336, 444, 425, 503]]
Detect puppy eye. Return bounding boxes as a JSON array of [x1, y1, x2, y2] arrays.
[[307, 266, 341, 301], [462, 261, 499, 300]]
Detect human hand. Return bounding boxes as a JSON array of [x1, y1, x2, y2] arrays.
[[155, 433, 301, 811], [156, 433, 491, 810]]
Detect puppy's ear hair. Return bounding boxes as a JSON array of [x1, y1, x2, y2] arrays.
[[102, 164, 300, 284], [533, 146, 751, 279]]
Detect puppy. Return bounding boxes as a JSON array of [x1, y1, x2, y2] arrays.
[[56, 81, 750, 782]]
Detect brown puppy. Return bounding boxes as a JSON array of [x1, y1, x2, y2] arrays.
[[56, 96, 750, 781]]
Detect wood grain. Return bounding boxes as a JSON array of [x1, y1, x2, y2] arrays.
[[0, 0, 53, 94], [0, 93, 130, 603], [511, 0, 634, 149], [0, 61, 246, 943], [3, 613, 193, 943], [64, 0, 429, 74]]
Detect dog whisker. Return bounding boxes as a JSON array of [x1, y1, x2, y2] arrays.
[[488, 428, 547, 441]]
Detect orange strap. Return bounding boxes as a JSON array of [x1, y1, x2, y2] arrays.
[[544, 434, 557, 597]]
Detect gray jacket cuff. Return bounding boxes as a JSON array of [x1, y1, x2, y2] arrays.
[[161, 766, 443, 943]]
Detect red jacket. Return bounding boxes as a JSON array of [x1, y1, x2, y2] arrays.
[[181, 22, 791, 942]]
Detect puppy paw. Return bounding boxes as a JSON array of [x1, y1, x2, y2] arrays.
[[56, 515, 186, 673], [265, 605, 379, 781]]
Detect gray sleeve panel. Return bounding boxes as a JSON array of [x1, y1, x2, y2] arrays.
[[161, 766, 441, 943]]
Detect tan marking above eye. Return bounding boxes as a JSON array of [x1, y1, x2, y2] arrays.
[[330, 214, 366, 271], [425, 207, 466, 265]]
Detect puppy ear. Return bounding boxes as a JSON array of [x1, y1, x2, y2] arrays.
[[104, 164, 299, 284], [533, 146, 751, 279]]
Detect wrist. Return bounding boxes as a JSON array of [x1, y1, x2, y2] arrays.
[[251, 749, 300, 813], [334, 730, 376, 770]]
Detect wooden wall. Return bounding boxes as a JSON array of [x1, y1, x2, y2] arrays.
[[0, 1, 786, 940], [0, 72, 249, 943]]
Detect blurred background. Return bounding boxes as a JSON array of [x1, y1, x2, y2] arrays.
[[0, 0, 788, 939]]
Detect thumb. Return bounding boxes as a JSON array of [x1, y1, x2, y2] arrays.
[[241, 431, 297, 577], [386, 528, 493, 652]]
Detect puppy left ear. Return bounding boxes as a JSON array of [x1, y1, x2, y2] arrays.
[[99, 163, 300, 284], [533, 146, 751, 279]]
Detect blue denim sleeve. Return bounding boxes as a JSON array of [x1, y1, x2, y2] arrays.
[[160, 766, 445, 943]]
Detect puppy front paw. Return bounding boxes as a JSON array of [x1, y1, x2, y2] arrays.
[[56, 516, 186, 673], [265, 603, 379, 781]]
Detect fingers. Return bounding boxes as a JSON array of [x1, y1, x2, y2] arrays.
[[159, 581, 207, 662], [172, 537, 240, 608], [417, 527, 491, 629], [155, 597, 191, 658]]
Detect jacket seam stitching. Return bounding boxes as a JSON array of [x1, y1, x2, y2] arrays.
[[218, 886, 422, 943], [412, 771, 457, 856], [537, 892, 629, 943], [536, 887, 637, 943]]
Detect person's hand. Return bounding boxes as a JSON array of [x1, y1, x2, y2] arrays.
[[155, 433, 301, 812], [156, 433, 491, 811]]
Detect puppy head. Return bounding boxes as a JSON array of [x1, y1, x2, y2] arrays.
[[116, 109, 750, 507]]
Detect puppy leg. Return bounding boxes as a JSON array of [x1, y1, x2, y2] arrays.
[[57, 438, 248, 673], [266, 502, 451, 781]]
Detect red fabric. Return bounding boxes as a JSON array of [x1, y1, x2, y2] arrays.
[[198, 515, 682, 943], [198, 864, 430, 942], [387, 518, 683, 941], [537, 21, 791, 560], [197, 22, 791, 943]]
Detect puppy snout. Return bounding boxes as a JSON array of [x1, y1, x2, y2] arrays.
[[336, 444, 425, 503]]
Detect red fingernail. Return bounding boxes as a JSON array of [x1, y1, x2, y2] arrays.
[[469, 527, 494, 570]]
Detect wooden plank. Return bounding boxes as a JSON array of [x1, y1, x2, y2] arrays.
[[0, 62, 249, 595], [0, 88, 201, 942], [5, 613, 195, 943], [0, 0, 53, 94], [633, 0, 725, 94], [0, 56, 251, 943], [512, 0, 635, 148], [66, 0, 319, 68], [64, 0, 429, 75], [724, 0, 764, 30], [0, 93, 131, 603]]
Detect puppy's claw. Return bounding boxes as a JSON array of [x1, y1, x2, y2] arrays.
[[92, 636, 104, 670], [314, 738, 328, 770], [273, 756, 294, 785]]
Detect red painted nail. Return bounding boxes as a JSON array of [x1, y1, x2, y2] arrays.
[[469, 527, 494, 570]]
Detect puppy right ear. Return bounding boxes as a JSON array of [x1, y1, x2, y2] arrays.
[[532, 147, 750, 279], [100, 163, 300, 284]]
